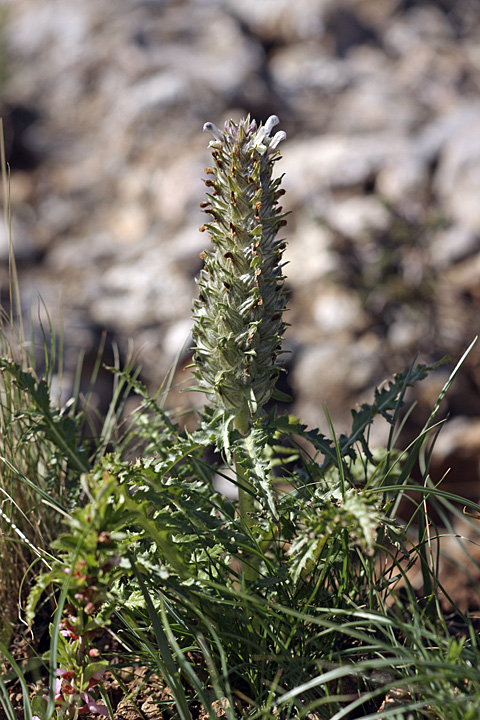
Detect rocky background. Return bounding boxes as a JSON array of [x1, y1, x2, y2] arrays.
[[1, 0, 480, 492]]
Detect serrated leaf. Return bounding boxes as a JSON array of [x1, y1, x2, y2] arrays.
[[84, 660, 108, 684]]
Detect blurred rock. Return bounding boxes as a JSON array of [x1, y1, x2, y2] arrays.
[[291, 333, 382, 429], [283, 219, 336, 288], [1, 0, 480, 447], [270, 43, 351, 97], [433, 111, 480, 232], [312, 286, 366, 334], [282, 133, 416, 202], [376, 156, 428, 215], [431, 225, 480, 271], [324, 195, 390, 239], [221, 0, 331, 42]]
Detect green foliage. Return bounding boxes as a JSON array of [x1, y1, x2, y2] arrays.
[[0, 359, 90, 477], [0, 315, 72, 640], [2, 115, 480, 719], [9, 347, 478, 717], [24, 474, 129, 719], [3, 321, 480, 719]]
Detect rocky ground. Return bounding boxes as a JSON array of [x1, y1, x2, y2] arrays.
[[2, 0, 480, 498]]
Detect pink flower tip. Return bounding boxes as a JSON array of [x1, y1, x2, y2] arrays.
[[80, 692, 109, 716]]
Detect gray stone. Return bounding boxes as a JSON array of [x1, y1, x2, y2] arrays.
[[324, 195, 390, 239], [270, 43, 351, 95], [3, 0, 480, 436], [312, 286, 366, 334], [431, 225, 480, 271], [291, 334, 382, 428], [433, 112, 480, 232], [283, 219, 337, 288], [221, 0, 331, 41], [282, 133, 415, 201]]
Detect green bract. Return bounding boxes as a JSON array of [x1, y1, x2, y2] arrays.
[[192, 115, 288, 420]]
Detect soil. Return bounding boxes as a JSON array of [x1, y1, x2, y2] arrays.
[[2, 567, 480, 720]]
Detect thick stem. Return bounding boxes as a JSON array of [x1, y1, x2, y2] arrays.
[[234, 408, 259, 582]]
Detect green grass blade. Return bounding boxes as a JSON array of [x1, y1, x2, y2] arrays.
[[128, 553, 193, 720], [0, 456, 67, 514], [0, 640, 33, 720], [0, 677, 17, 720]]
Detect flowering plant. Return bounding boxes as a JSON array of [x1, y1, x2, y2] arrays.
[[28, 474, 126, 719], [11, 114, 478, 720], [192, 115, 288, 427], [190, 116, 290, 577]]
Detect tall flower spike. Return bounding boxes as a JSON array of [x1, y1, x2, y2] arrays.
[[192, 115, 288, 424]]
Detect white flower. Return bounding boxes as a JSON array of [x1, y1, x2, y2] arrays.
[[269, 130, 287, 151], [203, 122, 224, 144], [250, 115, 285, 154]]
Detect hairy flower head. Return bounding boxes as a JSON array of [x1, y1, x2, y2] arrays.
[[192, 115, 288, 421]]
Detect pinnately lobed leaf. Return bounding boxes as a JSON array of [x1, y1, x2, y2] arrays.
[[192, 115, 288, 421]]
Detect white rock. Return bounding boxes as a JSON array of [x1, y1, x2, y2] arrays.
[[324, 195, 390, 239], [376, 156, 428, 210], [283, 218, 336, 288], [270, 43, 351, 94], [162, 319, 193, 362], [433, 112, 480, 232], [292, 334, 382, 426], [384, 6, 455, 58], [282, 133, 415, 203], [220, 0, 331, 41], [431, 225, 480, 270], [387, 311, 425, 352], [313, 287, 365, 334], [330, 47, 419, 133], [91, 250, 194, 332]]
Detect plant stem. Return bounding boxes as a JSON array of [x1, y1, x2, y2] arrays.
[[234, 408, 259, 582]]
